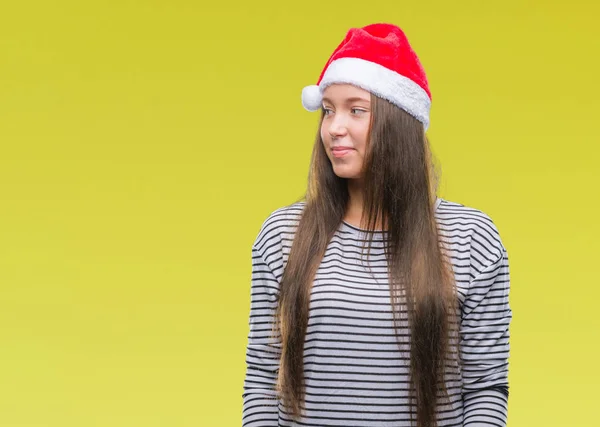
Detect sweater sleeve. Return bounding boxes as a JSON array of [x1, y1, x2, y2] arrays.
[[241, 242, 282, 426], [460, 245, 512, 427]]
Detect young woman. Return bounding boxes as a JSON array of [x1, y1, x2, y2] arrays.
[[242, 23, 512, 427]]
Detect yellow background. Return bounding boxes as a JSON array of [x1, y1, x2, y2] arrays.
[[1, 1, 598, 426]]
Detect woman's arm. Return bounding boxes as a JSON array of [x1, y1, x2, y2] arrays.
[[242, 242, 282, 426], [460, 244, 512, 426]]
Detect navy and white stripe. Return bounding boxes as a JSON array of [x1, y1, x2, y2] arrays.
[[243, 197, 512, 426]]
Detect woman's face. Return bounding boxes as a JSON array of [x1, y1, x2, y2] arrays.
[[320, 84, 372, 180]]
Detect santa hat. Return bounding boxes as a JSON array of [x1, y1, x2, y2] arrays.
[[301, 23, 432, 130]]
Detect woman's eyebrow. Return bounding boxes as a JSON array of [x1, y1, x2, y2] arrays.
[[321, 96, 370, 104]]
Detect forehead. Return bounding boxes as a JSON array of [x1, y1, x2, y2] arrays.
[[321, 84, 371, 103]]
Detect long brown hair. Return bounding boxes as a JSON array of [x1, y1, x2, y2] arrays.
[[274, 92, 461, 427]]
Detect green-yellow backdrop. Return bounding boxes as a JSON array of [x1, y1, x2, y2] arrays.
[[1, 1, 598, 426]]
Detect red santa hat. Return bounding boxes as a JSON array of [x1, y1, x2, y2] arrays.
[[301, 23, 432, 130]]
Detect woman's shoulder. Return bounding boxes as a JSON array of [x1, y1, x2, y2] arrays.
[[252, 201, 305, 255], [436, 197, 507, 268], [260, 201, 305, 229]]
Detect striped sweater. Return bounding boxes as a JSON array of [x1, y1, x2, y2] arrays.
[[242, 197, 512, 426]]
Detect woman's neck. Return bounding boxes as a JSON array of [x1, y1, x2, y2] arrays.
[[344, 179, 385, 230]]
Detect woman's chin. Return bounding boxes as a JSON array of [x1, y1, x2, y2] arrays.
[[333, 169, 361, 180]]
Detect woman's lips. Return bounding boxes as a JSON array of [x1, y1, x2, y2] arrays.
[[332, 147, 354, 158]]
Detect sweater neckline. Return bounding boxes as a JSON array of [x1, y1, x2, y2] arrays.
[[340, 197, 443, 236]]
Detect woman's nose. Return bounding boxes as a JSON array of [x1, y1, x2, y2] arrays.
[[328, 114, 348, 137]]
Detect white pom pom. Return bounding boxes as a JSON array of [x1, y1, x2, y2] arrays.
[[301, 85, 322, 111]]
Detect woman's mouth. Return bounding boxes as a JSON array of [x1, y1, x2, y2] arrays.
[[332, 147, 354, 158]]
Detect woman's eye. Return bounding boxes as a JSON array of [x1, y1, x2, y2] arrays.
[[322, 107, 366, 115]]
